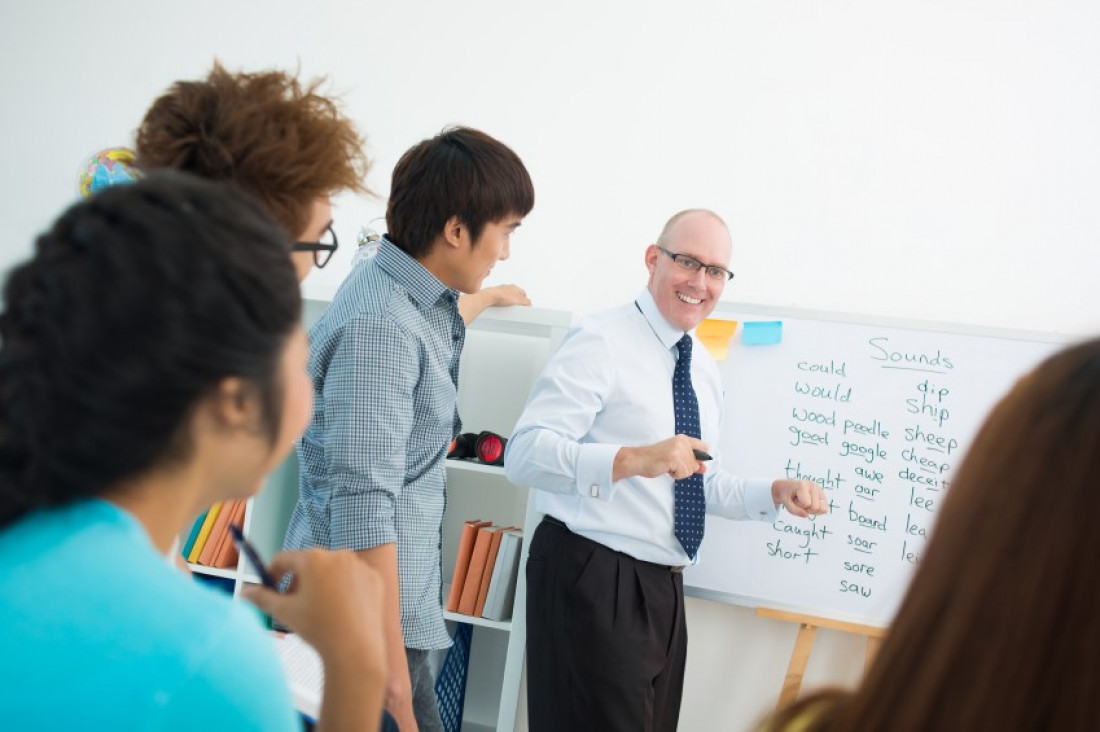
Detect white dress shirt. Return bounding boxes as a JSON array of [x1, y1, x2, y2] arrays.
[[506, 290, 775, 566]]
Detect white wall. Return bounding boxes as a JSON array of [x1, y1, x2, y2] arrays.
[[3, 2, 1099, 730]]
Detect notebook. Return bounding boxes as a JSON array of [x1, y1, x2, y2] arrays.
[[272, 632, 324, 721]]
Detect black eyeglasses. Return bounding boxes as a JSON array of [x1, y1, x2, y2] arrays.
[[293, 225, 338, 268], [657, 246, 734, 282]]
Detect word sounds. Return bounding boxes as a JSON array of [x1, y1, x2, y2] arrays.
[[868, 337, 955, 372]]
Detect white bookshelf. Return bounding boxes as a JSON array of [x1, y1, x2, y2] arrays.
[[438, 306, 571, 732], [179, 445, 304, 598]]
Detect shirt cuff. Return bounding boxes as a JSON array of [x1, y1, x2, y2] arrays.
[[575, 443, 622, 501], [745, 479, 777, 521], [329, 489, 397, 550]]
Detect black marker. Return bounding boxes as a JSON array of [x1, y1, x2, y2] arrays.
[[693, 449, 713, 461], [229, 524, 279, 589]]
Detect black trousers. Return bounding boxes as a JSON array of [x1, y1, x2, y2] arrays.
[[526, 517, 688, 732]]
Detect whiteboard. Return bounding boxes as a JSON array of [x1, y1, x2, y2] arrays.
[[683, 303, 1069, 627]]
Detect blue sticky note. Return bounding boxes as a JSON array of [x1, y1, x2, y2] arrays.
[[742, 320, 782, 345]]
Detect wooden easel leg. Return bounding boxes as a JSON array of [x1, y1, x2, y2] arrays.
[[864, 635, 882, 674], [777, 623, 818, 709]]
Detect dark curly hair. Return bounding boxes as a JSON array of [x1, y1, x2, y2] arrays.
[[135, 62, 369, 237], [0, 171, 301, 528]]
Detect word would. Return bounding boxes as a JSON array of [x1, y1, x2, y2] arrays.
[[794, 381, 852, 403]]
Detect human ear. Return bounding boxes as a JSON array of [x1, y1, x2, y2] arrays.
[[644, 244, 660, 276], [441, 215, 467, 250], [207, 377, 263, 433]]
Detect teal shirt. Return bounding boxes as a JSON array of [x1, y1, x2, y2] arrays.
[[0, 499, 299, 730]]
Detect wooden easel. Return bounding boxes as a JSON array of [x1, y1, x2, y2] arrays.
[[756, 607, 887, 710]]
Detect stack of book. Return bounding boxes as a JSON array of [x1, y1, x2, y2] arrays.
[[180, 499, 247, 569], [446, 519, 524, 622]]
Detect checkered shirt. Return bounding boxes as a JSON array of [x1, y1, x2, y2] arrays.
[[285, 238, 464, 650]]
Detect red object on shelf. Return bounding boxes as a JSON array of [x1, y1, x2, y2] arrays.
[[475, 432, 507, 465]]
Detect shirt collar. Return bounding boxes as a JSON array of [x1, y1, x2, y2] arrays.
[[635, 289, 685, 352], [376, 236, 457, 308]]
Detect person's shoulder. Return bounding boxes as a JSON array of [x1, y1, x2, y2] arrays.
[[568, 301, 638, 340], [314, 261, 401, 329], [0, 504, 293, 729], [309, 272, 417, 358]]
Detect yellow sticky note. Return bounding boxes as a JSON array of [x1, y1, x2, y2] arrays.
[[696, 319, 738, 361]]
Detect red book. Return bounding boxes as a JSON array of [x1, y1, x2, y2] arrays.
[[446, 520, 491, 612]]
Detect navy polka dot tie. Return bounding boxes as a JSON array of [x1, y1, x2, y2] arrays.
[[673, 334, 705, 559]]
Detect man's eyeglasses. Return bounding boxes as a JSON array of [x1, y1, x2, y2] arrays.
[[657, 246, 734, 282], [293, 225, 338, 268]]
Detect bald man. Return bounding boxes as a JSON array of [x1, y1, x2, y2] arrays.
[[506, 210, 826, 731]]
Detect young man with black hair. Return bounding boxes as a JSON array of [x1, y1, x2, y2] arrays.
[[285, 127, 535, 732]]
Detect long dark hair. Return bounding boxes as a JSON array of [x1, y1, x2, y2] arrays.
[[766, 337, 1100, 731], [0, 171, 301, 528]]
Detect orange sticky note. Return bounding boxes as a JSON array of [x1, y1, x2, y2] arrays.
[[696, 319, 738, 361]]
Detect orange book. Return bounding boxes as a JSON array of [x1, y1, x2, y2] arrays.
[[186, 502, 223, 563], [211, 500, 248, 569], [458, 524, 496, 615], [446, 520, 490, 612], [473, 527, 510, 617], [198, 499, 239, 566]]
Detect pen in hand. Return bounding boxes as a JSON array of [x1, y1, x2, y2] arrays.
[[229, 524, 279, 590], [693, 449, 713, 461]]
